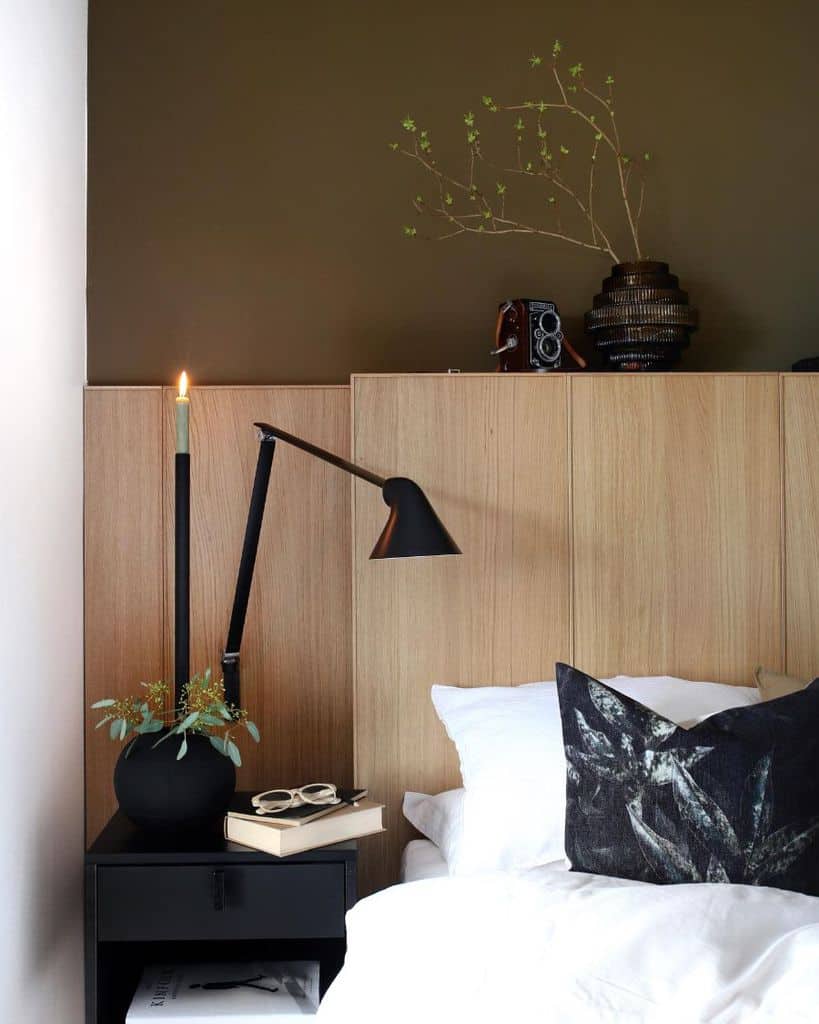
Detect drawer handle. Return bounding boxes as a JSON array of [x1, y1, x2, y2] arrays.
[[212, 869, 226, 911]]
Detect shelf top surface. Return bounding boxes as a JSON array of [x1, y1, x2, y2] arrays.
[[87, 811, 358, 865]]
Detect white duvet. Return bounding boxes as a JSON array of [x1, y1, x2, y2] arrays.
[[319, 866, 819, 1023]]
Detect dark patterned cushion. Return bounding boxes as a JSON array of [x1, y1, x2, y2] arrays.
[[556, 662, 819, 895]]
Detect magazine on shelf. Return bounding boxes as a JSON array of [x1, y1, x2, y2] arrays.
[[126, 961, 320, 1022]]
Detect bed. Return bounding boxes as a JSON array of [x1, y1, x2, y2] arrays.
[[321, 847, 819, 1023], [319, 671, 819, 1023]]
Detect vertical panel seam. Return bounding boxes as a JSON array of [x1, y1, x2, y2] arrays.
[[350, 376, 359, 783], [779, 374, 787, 673], [567, 375, 575, 666]]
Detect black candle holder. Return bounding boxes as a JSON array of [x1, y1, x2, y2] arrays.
[[174, 452, 190, 705]]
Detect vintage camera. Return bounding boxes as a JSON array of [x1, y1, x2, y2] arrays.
[[491, 299, 583, 371]]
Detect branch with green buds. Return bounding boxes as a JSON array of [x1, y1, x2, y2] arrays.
[[389, 42, 652, 262]]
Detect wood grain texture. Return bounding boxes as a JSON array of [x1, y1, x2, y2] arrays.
[[161, 387, 353, 794], [352, 374, 572, 893], [84, 386, 352, 846], [571, 374, 783, 682], [84, 389, 164, 843], [783, 375, 819, 679]]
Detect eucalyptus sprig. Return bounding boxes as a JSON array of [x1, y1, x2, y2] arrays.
[[91, 668, 260, 767], [390, 40, 651, 262]]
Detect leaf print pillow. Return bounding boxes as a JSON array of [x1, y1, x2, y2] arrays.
[[556, 663, 819, 896]]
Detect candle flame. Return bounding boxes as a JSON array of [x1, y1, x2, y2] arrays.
[[178, 370, 189, 399]]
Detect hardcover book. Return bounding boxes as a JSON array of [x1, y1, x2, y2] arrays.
[[126, 962, 319, 1022], [227, 788, 368, 827], [225, 797, 384, 857]]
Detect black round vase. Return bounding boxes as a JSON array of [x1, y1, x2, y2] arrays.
[[584, 260, 699, 370], [114, 730, 236, 833]]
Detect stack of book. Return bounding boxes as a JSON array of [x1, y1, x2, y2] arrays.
[[224, 788, 384, 857]]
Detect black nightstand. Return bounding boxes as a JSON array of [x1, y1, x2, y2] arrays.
[[85, 812, 357, 1024]]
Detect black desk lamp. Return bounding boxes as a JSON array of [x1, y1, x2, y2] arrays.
[[221, 422, 460, 704]]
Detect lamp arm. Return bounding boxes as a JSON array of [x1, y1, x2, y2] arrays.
[[221, 435, 277, 706], [223, 424, 387, 705], [254, 422, 386, 487]]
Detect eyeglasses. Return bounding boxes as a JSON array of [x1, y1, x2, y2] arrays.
[[251, 783, 340, 815]]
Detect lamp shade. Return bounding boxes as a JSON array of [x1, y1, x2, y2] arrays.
[[370, 477, 461, 559]]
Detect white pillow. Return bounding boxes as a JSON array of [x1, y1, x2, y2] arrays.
[[402, 788, 464, 866], [431, 675, 759, 877]]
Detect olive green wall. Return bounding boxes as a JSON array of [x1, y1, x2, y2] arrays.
[[88, 0, 819, 383]]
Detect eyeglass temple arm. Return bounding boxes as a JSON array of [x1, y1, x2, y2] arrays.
[[221, 424, 387, 705]]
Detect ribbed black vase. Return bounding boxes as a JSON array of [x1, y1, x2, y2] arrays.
[[114, 730, 236, 833], [584, 260, 698, 370]]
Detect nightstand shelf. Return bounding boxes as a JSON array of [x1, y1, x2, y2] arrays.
[[85, 812, 357, 1024]]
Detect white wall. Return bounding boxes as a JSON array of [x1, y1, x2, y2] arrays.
[[0, 1, 87, 1022]]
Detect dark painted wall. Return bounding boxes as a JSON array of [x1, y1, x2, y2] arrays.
[[88, 0, 819, 383]]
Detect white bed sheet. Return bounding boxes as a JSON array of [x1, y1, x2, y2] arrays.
[[400, 839, 449, 882], [320, 866, 819, 1023]]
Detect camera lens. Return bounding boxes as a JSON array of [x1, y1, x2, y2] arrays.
[[538, 310, 559, 335]]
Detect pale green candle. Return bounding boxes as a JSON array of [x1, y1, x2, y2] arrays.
[[176, 370, 190, 453]]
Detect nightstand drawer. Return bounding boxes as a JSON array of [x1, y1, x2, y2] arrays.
[[97, 863, 346, 941]]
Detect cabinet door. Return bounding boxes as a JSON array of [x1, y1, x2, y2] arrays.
[[571, 374, 782, 681]]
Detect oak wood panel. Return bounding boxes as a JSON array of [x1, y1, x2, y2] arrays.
[[85, 386, 352, 847], [571, 374, 783, 683], [352, 374, 572, 893], [85, 389, 164, 844], [783, 375, 819, 679], [161, 387, 353, 795]]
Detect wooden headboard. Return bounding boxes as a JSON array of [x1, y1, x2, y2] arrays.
[[352, 373, 819, 892], [85, 375, 819, 894]]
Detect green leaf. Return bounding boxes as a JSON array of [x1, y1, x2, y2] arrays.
[[401, 116, 416, 132], [559, 145, 569, 155], [482, 209, 491, 220], [495, 182, 506, 196], [246, 721, 261, 743], [419, 138, 431, 152], [178, 711, 199, 731], [595, 132, 603, 141], [644, 151, 651, 161], [402, 225, 417, 238], [91, 699, 116, 709], [218, 704, 233, 721], [529, 55, 542, 68], [177, 736, 188, 760], [109, 718, 122, 740], [200, 713, 225, 727], [514, 117, 524, 132], [481, 95, 494, 108], [548, 196, 556, 204], [444, 192, 453, 206], [388, 142, 398, 151], [96, 715, 113, 730], [210, 734, 227, 755], [466, 129, 479, 144], [463, 111, 475, 127], [569, 62, 584, 78], [227, 741, 242, 767], [552, 39, 562, 56]]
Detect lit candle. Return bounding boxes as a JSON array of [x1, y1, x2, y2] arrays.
[[176, 371, 190, 453]]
